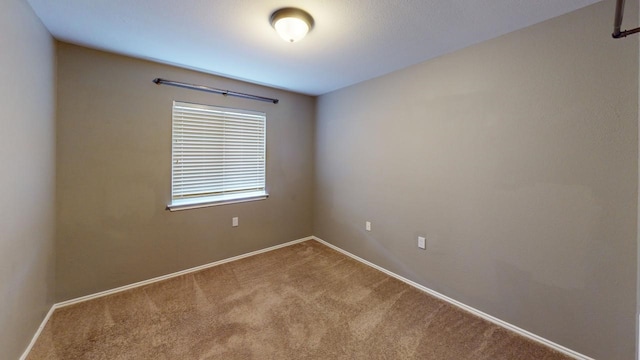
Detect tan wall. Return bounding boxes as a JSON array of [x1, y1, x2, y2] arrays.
[[637, 1, 640, 356], [314, 1, 638, 359], [55, 43, 315, 301], [0, 0, 56, 358]]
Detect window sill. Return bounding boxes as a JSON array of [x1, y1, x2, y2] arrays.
[[167, 191, 268, 211]]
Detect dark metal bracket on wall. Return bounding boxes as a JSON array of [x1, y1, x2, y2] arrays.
[[153, 78, 279, 104], [613, 0, 640, 38]]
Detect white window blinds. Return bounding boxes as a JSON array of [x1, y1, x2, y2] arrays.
[[169, 101, 267, 210]]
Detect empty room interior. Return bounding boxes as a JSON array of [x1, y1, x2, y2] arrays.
[[2, 0, 640, 359]]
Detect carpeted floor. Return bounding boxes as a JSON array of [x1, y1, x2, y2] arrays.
[[28, 240, 571, 359]]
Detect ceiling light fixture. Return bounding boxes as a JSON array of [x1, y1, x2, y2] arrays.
[[270, 7, 314, 43]]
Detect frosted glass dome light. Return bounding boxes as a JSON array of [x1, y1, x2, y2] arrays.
[[270, 8, 314, 43]]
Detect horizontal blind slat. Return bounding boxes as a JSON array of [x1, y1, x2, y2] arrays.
[[173, 173, 265, 183], [173, 185, 265, 194]]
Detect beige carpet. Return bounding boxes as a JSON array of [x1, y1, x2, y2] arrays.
[[28, 240, 571, 359]]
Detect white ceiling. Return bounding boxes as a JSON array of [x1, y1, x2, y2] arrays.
[[27, 0, 600, 96]]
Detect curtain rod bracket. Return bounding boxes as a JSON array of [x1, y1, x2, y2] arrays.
[[612, 28, 640, 39], [612, 0, 640, 39]]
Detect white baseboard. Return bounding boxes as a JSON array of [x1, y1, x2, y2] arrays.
[[311, 236, 594, 360], [19, 236, 313, 359], [19, 305, 55, 360], [21, 235, 594, 360], [56, 236, 314, 308]]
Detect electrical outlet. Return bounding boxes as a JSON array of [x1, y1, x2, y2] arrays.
[[418, 236, 426, 250], [232, 217, 239, 227], [365, 221, 371, 231]]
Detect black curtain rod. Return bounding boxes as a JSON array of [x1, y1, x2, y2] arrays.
[[153, 78, 279, 104], [613, 0, 640, 38]]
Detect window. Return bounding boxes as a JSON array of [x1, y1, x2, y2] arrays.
[[168, 101, 267, 211]]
